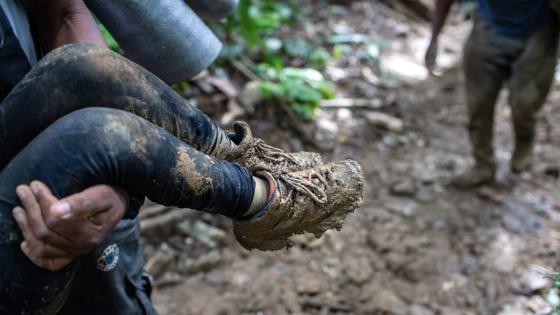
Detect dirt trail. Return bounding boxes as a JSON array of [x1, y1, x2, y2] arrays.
[[145, 2, 560, 314]]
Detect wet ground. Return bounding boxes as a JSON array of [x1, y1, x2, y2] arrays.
[[143, 2, 560, 314]]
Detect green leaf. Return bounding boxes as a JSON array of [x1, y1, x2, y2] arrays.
[[309, 48, 331, 67], [286, 82, 322, 103], [284, 37, 312, 58], [332, 45, 345, 58], [259, 82, 285, 97], [238, 0, 259, 47], [291, 102, 314, 121], [97, 22, 121, 53]]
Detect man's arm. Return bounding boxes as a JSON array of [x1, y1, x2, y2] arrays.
[[27, 0, 107, 53], [425, 0, 454, 75]]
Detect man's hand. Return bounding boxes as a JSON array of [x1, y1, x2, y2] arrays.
[[425, 39, 439, 76], [426, 0, 454, 76], [12, 181, 128, 271]]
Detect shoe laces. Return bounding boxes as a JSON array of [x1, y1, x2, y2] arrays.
[[253, 139, 297, 164], [241, 138, 300, 173], [279, 169, 330, 204]]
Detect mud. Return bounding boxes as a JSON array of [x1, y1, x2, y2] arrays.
[[173, 146, 214, 197], [233, 160, 363, 251], [226, 121, 324, 174]]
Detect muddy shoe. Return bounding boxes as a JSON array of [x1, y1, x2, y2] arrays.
[[511, 142, 534, 174], [452, 164, 495, 188], [234, 160, 364, 251], [224, 121, 322, 174]]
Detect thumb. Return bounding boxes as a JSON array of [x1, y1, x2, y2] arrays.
[[51, 188, 109, 220]]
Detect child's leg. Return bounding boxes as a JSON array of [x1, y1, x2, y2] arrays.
[[0, 108, 256, 314], [0, 43, 236, 170]]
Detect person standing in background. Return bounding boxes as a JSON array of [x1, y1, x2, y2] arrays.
[[426, 0, 559, 187]]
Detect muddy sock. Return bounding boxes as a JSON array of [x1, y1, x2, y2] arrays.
[[245, 176, 270, 217]]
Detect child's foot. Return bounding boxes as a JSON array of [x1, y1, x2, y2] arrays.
[[224, 121, 322, 174], [234, 160, 364, 251]]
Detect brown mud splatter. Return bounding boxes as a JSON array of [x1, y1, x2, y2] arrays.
[[172, 146, 214, 197]]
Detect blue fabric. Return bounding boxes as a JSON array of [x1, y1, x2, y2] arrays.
[[476, 0, 555, 38], [0, 7, 30, 101]]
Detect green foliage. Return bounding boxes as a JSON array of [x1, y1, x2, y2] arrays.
[[226, 0, 295, 48], [257, 65, 335, 121], [172, 81, 190, 93], [223, 0, 337, 120], [97, 22, 122, 53]]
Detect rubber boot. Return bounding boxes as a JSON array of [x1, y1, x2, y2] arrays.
[[511, 139, 534, 173], [452, 161, 495, 188]]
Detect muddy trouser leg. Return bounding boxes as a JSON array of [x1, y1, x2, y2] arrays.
[[508, 19, 559, 148], [0, 43, 242, 314], [0, 43, 237, 171], [0, 108, 255, 314], [463, 17, 522, 169]]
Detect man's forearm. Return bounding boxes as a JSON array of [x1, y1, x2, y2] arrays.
[[431, 0, 454, 41], [28, 0, 106, 53]]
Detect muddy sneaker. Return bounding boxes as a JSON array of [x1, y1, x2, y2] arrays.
[[233, 160, 364, 251], [223, 121, 322, 174], [511, 141, 534, 174], [451, 164, 495, 188]]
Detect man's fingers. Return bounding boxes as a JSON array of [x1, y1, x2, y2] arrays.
[[31, 181, 62, 229], [16, 185, 39, 215], [12, 207, 39, 245], [31, 181, 58, 213], [16, 185, 50, 241], [17, 184, 74, 248], [21, 240, 73, 260], [14, 190, 80, 253], [425, 41, 439, 77], [21, 242, 73, 271], [16, 184, 128, 263]]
